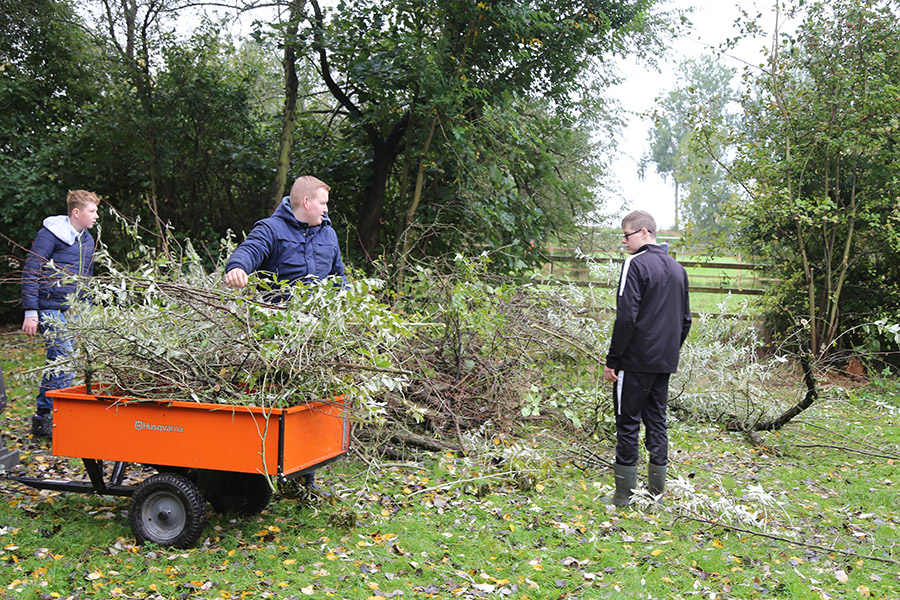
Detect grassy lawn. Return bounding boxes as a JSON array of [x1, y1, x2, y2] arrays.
[[3, 328, 900, 599]]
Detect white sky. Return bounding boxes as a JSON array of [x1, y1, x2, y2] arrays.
[[605, 0, 779, 230]]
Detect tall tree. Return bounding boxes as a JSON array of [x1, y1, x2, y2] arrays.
[[641, 55, 736, 233], [270, 0, 304, 204], [68, 18, 275, 243], [294, 0, 663, 264], [731, 0, 900, 356]]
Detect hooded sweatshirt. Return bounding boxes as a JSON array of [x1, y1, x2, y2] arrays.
[[22, 215, 95, 316]]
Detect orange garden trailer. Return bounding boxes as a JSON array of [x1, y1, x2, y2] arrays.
[[10, 384, 349, 548]]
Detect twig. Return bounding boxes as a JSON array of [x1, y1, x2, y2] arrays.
[[326, 361, 414, 375], [792, 419, 888, 454], [791, 444, 900, 461], [670, 510, 900, 567], [530, 323, 597, 361], [408, 469, 529, 497]]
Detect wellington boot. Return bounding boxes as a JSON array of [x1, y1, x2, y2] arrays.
[[602, 463, 638, 507], [648, 462, 667, 502], [31, 413, 53, 439], [302, 471, 332, 500]]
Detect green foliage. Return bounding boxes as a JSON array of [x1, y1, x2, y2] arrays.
[[66, 18, 276, 246], [641, 55, 737, 236], [284, 0, 665, 264], [730, 0, 900, 356], [389, 254, 612, 435], [0, 0, 101, 320], [671, 303, 796, 427]]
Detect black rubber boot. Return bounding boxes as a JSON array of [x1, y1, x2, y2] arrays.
[[648, 462, 667, 501], [602, 463, 638, 507], [31, 413, 53, 439], [303, 471, 331, 499]]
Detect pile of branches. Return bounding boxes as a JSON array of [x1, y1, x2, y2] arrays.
[[359, 258, 613, 457], [56, 239, 409, 420], [47, 233, 615, 455]]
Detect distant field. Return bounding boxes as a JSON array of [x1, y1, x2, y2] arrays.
[[540, 249, 769, 317], [689, 289, 762, 315]]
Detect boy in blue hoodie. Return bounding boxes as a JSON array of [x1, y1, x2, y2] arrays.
[[225, 176, 345, 494], [21, 190, 100, 438]]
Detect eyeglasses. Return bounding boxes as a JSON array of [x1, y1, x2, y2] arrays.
[[622, 229, 642, 240]]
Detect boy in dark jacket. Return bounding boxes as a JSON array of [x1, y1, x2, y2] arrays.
[[21, 190, 100, 438], [225, 175, 345, 290], [602, 210, 691, 506], [225, 176, 344, 494]]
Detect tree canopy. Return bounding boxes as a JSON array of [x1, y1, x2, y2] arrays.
[[641, 54, 737, 236], [729, 0, 900, 357], [0, 0, 672, 314], [283, 0, 665, 268]]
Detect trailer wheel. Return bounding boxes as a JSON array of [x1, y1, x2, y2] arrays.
[[130, 472, 206, 548], [206, 472, 273, 516]]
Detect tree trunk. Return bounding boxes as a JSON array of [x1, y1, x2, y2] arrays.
[[270, 0, 303, 210], [355, 112, 410, 261], [309, 0, 410, 263], [395, 114, 438, 281], [356, 140, 395, 260]]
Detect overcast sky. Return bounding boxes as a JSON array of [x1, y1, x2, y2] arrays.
[[605, 0, 780, 230]]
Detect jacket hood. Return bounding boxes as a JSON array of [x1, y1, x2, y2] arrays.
[[274, 197, 332, 228], [42, 215, 81, 245]]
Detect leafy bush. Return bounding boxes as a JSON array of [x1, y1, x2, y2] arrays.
[[671, 299, 797, 426], [385, 254, 614, 440]]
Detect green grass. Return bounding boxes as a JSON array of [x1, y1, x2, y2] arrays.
[[689, 291, 762, 316], [3, 329, 900, 599]]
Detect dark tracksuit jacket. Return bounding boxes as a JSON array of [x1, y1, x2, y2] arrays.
[[605, 244, 691, 374]]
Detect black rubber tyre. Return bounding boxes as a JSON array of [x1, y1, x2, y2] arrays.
[[203, 471, 273, 516], [129, 472, 206, 548]]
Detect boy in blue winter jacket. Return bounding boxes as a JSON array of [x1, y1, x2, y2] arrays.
[[225, 176, 344, 494], [225, 175, 345, 290], [21, 190, 100, 438]]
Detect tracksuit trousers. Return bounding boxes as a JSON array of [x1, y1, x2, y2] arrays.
[[612, 370, 670, 467]]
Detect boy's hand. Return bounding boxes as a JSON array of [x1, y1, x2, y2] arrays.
[[22, 316, 38, 336], [225, 268, 249, 288], [603, 366, 618, 382]]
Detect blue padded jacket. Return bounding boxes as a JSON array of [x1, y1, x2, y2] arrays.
[[225, 197, 346, 287], [21, 216, 95, 314]]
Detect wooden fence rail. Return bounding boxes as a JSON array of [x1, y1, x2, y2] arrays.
[[540, 252, 773, 297]]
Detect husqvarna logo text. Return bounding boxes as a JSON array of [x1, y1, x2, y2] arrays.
[[134, 420, 184, 433]]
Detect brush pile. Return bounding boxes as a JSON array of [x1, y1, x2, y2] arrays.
[[55, 237, 409, 421]]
